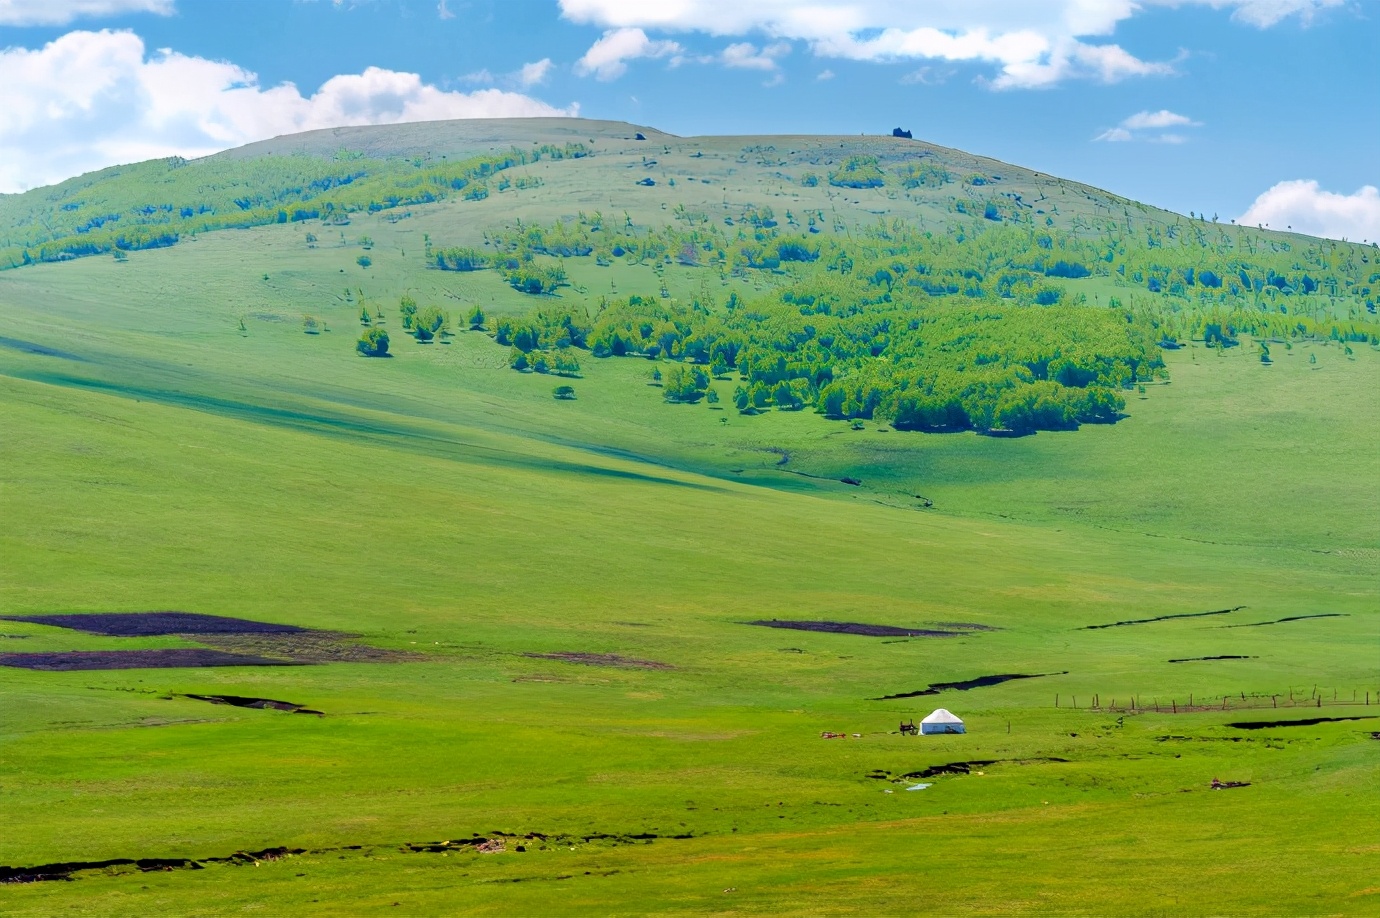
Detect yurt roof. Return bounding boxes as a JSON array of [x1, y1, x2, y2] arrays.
[[921, 708, 963, 724]]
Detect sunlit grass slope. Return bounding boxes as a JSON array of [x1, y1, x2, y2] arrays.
[[0, 121, 1376, 915]]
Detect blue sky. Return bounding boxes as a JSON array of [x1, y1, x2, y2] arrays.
[[1, 0, 1376, 239]]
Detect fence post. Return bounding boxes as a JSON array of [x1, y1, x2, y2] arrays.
[[1172, 700, 1177, 714]]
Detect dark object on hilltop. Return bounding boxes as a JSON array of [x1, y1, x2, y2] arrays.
[[636, 177, 656, 186], [634, 132, 646, 140], [0, 611, 307, 636], [892, 128, 913, 139], [1210, 778, 1251, 790]]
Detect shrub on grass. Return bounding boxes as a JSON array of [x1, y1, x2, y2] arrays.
[[357, 327, 389, 357]]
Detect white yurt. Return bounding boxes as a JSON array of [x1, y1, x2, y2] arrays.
[[920, 708, 965, 734]]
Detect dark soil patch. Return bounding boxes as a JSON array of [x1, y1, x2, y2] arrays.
[[1219, 613, 1348, 629], [1168, 655, 1256, 663], [524, 652, 672, 670], [180, 694, 322, 715], [1081, 606, 1244, 630], [0, 650, 303, 671], [745, 620, 964, 638], [873, 671, 1066, 700], [1227, 715, 1378, 730], [902, 760, 997, 778], [0, 612, 307, 637]]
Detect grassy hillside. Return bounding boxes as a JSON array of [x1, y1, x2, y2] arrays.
[[0, 119, 1376, 914]]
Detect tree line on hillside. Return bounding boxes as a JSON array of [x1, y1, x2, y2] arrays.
[[0, 143, 589, 270], [424, 210, 1375, 434]]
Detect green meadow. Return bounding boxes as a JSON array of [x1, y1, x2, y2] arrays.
[[0, 120, 1376, 914]]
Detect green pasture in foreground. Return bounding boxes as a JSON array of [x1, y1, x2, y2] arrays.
[[1, 126, 1378, 914]]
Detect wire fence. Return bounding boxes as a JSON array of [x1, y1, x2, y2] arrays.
[[1054, 687, 1380, 715]]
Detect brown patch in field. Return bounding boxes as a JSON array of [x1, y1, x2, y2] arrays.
[[0, 649, 301, 671], [191, 631, 423, 664], [524, 652, 672, 670]]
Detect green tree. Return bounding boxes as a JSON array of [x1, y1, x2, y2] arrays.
[[553, 385, 576, 400], [467, 305, 486, 330], [414, 305, 447, 338], [662, 364, 708, 402], [356, 255, 371, 268], [773, 380, 800, 409], [356, 327, 389, 357], [359, 306, 371, 326]]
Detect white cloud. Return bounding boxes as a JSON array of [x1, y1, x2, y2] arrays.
[[1122, 108, 1200, 129], [0, 29, 575, 193], [1094, 126, 1134, 142], [721, 40, 791, 71], [436, 0, 454, 19], [1096, 108, 1201, 142], [1220, 0, 1344, 27], [816, 68, 835, 80], [518, 58, 554, 86], [573, 27, 682, 80], [1238, 181, 1380, 242], [558, 0, 1343, 89], [0, 0, 172, 26], [461, 68, 495, 84], [900, 65, 955, 85]]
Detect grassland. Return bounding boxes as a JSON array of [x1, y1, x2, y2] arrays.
[[0, 120, 1376, 914]]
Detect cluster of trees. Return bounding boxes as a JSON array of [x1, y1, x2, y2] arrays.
[[398, 295, 449, 341], [480, 210, 1374, 435]]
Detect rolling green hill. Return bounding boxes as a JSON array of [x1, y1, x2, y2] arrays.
[[0, 119, 1376, 915]]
